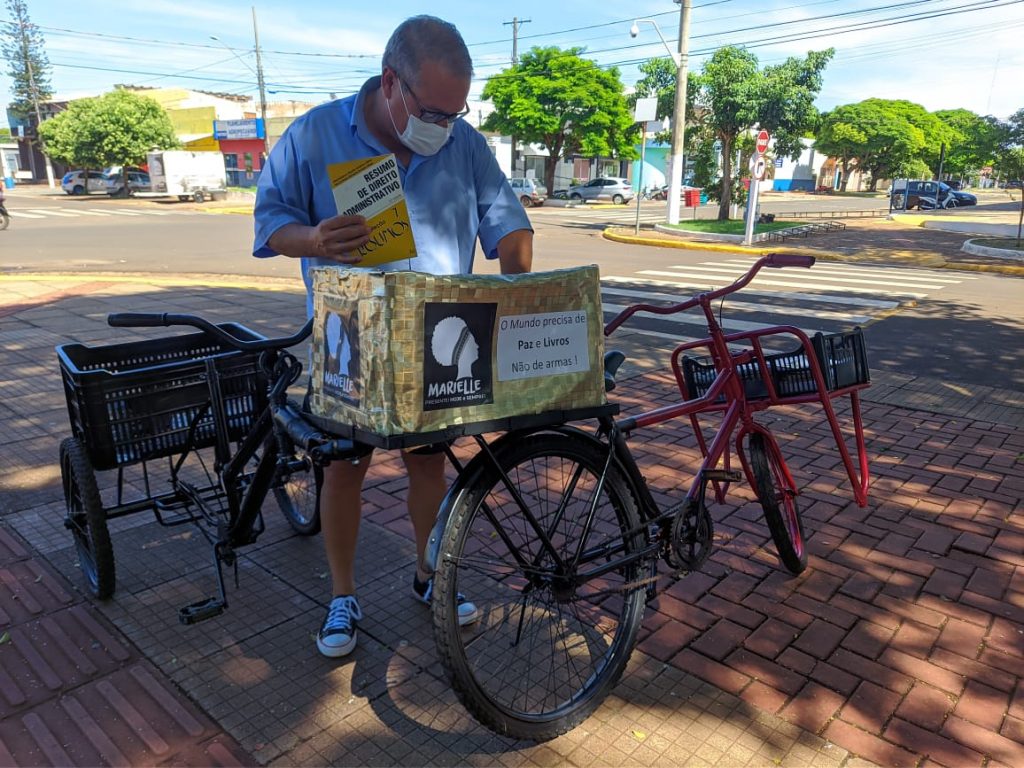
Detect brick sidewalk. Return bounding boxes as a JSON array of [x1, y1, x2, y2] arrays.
[[1, 274, 1022, 766]]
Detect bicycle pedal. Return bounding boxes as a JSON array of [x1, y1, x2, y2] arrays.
[[703, 469, 742, 483], [178, 598, 226, 625]]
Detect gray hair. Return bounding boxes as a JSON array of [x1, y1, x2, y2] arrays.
[[382, 16, 473, 87]]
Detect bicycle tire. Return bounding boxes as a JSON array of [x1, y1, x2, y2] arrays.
[[433, 431, 646, 741], [272, 436, 322, 536], [0, 211, 9, 231], [60, 438, 116, 598], [748, 432, 807, 574]]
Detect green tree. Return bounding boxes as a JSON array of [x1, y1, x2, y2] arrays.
[[814, 106, 869, 191], [691, 45, 832, 219], [995, 147, 1024, 246], [933, 109, 1005, 183], [38, 90, 179, 192], [630, 56, 699, 149], [482, 46, 637, 193], [1, 0, 52, 121]]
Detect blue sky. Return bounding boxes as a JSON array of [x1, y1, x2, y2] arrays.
[[3, 0, 1022, 122]]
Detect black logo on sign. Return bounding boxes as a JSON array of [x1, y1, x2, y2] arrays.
[[322, 304, 360, 406], [423, 302, 496, 411]]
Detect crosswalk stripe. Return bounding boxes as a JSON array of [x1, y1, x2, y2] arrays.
[[716, 258, 968, 284], [602, 301, 825, 336], [8, 210, 47, 219], [71, 209, 113, 216], [670, 263, 954, 290], [26, 208, 79, 217], [112, 208, 168, 216], [602, 275, 900, 309], [102, 209, 141, 216], [640, 270, 929, 298], [600, 285, 873, 324]]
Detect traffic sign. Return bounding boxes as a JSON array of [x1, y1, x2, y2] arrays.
[[756, 129, 770, 154]]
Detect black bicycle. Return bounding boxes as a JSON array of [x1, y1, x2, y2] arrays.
[[57, 314, 346, 622]]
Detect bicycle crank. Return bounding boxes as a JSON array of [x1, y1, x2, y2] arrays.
[[666, 498, 713, 570]]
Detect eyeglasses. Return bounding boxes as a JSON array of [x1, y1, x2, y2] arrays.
[[399, 77, 469, 125]]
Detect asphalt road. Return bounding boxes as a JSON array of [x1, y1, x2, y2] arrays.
[[1, 192, 1021, 392]]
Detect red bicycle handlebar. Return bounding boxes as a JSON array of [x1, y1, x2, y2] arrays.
[[604, 253, 814, 336]]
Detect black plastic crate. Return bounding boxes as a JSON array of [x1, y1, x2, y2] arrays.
[[57, 324, 268, 470], [681, 328, 869, 402]]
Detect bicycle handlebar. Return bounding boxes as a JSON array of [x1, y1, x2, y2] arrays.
[[108, 312, 313, 351], [604, 252, 815, 336]]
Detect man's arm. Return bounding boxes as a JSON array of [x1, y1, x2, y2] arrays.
[[267, 216, 372, 263], [497, 229, 533, 275]]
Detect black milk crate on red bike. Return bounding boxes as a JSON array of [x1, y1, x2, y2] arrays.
[[681, 327, 870, 402], [57, 324, 269, 471]]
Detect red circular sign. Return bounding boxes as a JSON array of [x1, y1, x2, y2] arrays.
[[756, 129, 770, 154]]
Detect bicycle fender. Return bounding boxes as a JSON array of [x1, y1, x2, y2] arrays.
[[423, 425, 607, 572]]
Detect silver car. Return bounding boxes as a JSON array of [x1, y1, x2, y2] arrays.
[[568, 177, 635, 204]]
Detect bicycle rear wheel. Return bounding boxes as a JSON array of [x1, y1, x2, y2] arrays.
[[433, 431, 647, 741], [748, 432, 807, 574]]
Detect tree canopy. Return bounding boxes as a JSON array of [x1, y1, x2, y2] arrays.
[[690, 45, 833, 218], [482, 46, 636, 193], [1, 0, 52, 122], [38, 90, 179, 181]]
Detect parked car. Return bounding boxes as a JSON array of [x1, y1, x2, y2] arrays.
[[61, 170, 110, 195], [508, 177, 547, 207], [106, 170, 152, 197], [890, 180, 975, 210], [567, 177, 635, 204]]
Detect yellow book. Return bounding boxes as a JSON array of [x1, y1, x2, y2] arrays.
[[328, 153, 417, 267]]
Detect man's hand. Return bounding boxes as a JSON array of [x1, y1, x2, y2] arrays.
[[309, 215, 372, 264], [266, 217, 372, 263]]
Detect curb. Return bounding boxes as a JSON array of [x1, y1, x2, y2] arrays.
[[602, 226, 1024, 275]]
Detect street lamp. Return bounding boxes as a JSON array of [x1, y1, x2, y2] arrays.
[[631, 1, 692, 226]]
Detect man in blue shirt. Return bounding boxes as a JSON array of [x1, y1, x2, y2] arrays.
[[254, 15, 532, 658]]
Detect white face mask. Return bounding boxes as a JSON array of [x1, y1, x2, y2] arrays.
[[386, 79, 453, 156]]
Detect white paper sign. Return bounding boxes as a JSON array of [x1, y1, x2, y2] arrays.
[[497, 311, 590, 381]]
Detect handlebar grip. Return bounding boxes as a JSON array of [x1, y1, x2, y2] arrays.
[[766, 253, 815, 269], [107, 312, 170, 327]]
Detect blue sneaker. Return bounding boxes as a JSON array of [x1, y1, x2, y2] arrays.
[[413, 573, 480, 626], [317, 595, 363, 658]]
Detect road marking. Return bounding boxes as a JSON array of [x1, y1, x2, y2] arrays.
[[112, 208, 168, 216], [600, 285, 873, 324], [8, 210, 47, 219], [101, 209, 142, 216], [26, 208, 79, 217], [670, 263, 955, 290], [716, 258, 969, 283], [70, 209, 113, 216], [602, 301, 825, 336], [602, 275, 900, 309], [640, 270, 929, 298]]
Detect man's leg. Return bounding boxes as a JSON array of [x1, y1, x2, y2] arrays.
[[316, 454, 373, 658], [320, 455, 373, 596], [402, 450, 447, 581]]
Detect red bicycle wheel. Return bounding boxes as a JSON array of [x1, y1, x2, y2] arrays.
[[748, 432, 807, 574]]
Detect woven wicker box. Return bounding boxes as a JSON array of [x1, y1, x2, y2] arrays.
[[310, 266, 606, 437]]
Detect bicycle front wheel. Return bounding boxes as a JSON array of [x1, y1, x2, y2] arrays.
[[272, 436, 322, 536], [749, 432, 807, 574], [433, 431, 647, 741]]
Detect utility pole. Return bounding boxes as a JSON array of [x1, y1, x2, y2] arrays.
[[666, 0, 692, 226], [502, 17, 530, 177], [252, 6, 269, 153], [19, 19, 54, 187]]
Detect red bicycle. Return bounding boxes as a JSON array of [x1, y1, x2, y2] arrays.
[[427, 252, 872, 740]]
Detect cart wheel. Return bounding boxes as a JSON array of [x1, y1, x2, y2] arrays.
[[59, 438, 116, 598], [273, 437, 322, 536]]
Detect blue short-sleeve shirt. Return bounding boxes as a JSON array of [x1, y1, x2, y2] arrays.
[[253, 77, 532, 316]]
